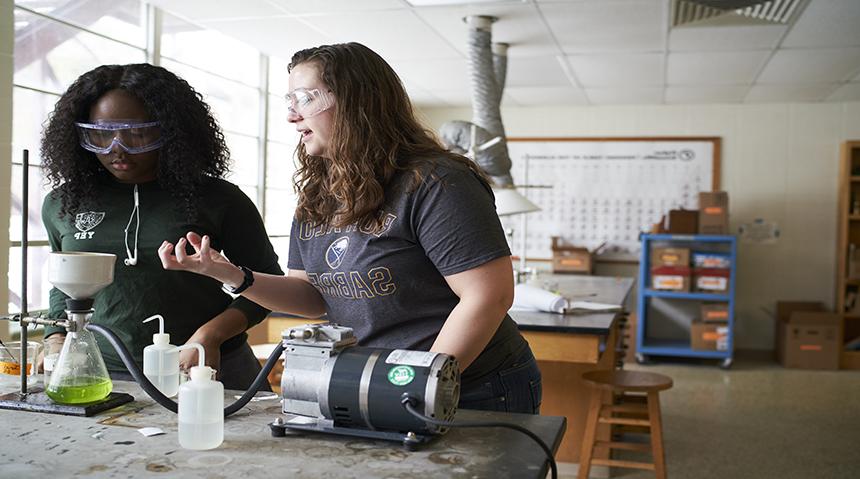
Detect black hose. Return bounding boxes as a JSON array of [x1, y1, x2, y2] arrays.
[[401, 394, 558, 479], [224, 342, 284, 416], [86, 323, 178, 413], [88, 323, 285, 417]]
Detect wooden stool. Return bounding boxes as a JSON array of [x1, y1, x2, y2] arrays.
[[578, 370, 673, 479]]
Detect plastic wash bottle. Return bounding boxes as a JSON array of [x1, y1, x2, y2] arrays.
[[176, 342, 223, 450], [142, 314, 180, 397]]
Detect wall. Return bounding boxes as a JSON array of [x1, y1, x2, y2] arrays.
[[0, 0, 12, 341], [419, 101, 860, 350]]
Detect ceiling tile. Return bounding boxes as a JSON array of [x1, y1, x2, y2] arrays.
[[396, 58, 470, 92], [567, 53, 663, 87], [430, 89, 473, 107], [757, 47, 860, 84], [505, 86, 588, 106], [199, 17, 332, 62], [505, 56, 570, 87], [585, 86, 664, 105], [540, 0, 666, 54], [826, 83, 860, 102], [745, 84, 837, 103], [147, 0, 287, 20], [300, 10, 460, 61], [668, 50, 769, 85], [669, 24, 786, 51], [268, 0, 405, 15], [405, 85, 443, 107], [665, 85, 748, 104], [781, 0, 860, 49], [144, 0, 860, 107], [413, 3, 559, 58]]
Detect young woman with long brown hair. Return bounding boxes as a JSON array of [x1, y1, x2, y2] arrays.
[[158, 43, 541, 413]]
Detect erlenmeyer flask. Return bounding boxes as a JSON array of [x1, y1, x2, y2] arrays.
[[46, 328, 112, 404]]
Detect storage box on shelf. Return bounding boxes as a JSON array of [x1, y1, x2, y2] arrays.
[[835, 140, 860, 369], [636, 234, 737, 369], [698, 191, 729, 235]]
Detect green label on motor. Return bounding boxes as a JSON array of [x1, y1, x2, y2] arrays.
[[387, 365, 415, 386]]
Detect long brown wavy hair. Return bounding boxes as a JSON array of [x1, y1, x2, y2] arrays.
[[288, 42, 488, 230]]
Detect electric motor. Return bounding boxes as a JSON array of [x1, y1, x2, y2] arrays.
[[280, 324, 459, 435]]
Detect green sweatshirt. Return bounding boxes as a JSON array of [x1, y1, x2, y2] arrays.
[[43, 177, 283, 373]]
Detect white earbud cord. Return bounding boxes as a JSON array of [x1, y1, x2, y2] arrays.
[[124, 184, 140, 266]]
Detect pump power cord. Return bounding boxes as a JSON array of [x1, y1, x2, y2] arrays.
[[88, 323, 284, 417], [400, 394, 558, 479]]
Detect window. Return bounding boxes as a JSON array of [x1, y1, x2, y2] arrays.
[[265, 57, 300, 263], [11, 2, 147, 315], [8, 2, 296, 324]]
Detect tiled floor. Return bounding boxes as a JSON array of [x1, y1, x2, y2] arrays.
[[560, 358, 860, 479]]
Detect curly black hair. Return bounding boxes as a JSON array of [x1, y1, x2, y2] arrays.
[[41, 63, 230, 220]]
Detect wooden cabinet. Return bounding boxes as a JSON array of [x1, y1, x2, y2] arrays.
[[835, 141, 860, 369]]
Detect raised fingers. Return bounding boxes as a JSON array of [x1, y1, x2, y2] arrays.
[[175, 237, 188, 263], [158, 241, 177, 269]]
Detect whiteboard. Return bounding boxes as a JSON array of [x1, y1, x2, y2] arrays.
[[501, 138, 720, 261]]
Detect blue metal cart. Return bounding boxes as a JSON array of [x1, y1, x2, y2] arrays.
[[636, 234, 738, 369]]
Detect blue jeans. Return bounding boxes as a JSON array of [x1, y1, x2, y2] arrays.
[[458, 347, 542, 414]]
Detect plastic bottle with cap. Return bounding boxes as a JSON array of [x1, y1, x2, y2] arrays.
[[176, 342, 223, 450], [142, 314, 180, 397]]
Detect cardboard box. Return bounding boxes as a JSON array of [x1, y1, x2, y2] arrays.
[[691, 321, 729, 351], [651, 265, 691, 292], [701, 302, 730, 323], [692, 252, 732, 269], [777, 311, 841, 370], [551, 237, 594, 274], [694, 268, 730, 294], [667, 209, 698, 234], [650, 247, 690, 267], [698, 191, 729, 235]]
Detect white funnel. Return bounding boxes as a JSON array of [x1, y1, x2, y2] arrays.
[[48, 252, 116, 299]]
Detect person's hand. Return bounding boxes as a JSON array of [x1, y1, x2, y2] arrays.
[[158, 232, 239, 285], [179, 335, 222, 379]]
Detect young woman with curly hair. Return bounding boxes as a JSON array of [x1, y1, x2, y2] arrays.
[[159, 43, 541, 413], [41, 63, 282, 390]]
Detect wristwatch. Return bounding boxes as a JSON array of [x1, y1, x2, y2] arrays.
[[222, 265, 254, 294]]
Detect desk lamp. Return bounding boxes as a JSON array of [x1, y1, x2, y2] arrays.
[[494, 187, 540, 278]]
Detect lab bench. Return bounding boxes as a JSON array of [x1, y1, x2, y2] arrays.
[[0, 380, 565, 478]]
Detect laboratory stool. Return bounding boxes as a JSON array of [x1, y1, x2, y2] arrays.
[[577, 369, 673, 479]]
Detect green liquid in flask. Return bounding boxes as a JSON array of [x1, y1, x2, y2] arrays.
[[46, 377, 113, 404]]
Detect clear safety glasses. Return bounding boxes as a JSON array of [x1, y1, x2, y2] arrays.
[[74, 120, 165, 155], [286, 88, 334, 119]]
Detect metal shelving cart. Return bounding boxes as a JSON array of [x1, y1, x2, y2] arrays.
[[635, 234, 737, 369]]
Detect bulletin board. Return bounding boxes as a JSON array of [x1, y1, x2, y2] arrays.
[[502, 137, 721, 262]]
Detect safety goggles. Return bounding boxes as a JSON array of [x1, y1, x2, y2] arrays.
[[286, 88, 334, 119], [74, 120, 165, 154]]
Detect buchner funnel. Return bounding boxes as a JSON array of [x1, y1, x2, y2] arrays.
[[48, 252, 115, 299]]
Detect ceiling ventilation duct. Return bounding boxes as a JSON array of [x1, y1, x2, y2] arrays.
[[439, 15, 514, 186], [673, 0, 802, 27]]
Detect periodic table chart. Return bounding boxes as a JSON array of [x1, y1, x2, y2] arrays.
[[501, 138, 718, 261]]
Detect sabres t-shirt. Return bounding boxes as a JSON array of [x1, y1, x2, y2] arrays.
[[287, 156, 527, 381]]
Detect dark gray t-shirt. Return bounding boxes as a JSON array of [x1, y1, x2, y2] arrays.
[[288, 156, 527, 380]]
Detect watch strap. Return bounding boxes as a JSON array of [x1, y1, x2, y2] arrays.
[[222, 265, 254, 295]]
